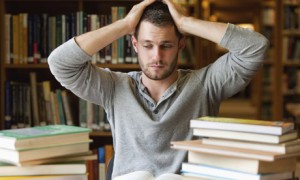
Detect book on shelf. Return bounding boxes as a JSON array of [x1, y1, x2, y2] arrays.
[[113, 171, 182, 180], [191, 116, 294, 135], [192, 128, 298, 144], [202, 138, 300, 154], [181, 163, 293, 180], [0, 141, 91, 165], [0, 125, 91, 150], [187, 151, 297, 174], [170, 140, 300, 161], [0, 161, 87, 176]]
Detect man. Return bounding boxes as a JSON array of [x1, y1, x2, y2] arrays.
[[48, 0, 269, 178]]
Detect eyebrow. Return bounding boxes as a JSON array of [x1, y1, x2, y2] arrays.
[[139, 40, 175, 44]]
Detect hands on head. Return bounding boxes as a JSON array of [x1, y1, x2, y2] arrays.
[[125, 0, 187, 35]]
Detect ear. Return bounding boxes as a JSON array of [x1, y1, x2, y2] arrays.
[[178, 36, 186, 51], [131, 35, 138, 53]]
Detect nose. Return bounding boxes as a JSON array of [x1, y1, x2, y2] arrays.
[[152, 46, 162, 61]]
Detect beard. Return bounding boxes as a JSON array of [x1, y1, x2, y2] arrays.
[[138, 52, 179, 80]]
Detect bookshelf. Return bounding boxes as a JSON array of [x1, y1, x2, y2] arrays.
[[275, 0, 300, 122], [203, 0, 264, 120], [261, 0, 276, 120], [0, 0, 201, 137]]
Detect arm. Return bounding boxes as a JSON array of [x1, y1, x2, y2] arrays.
[[163, 0, 227, 44], [163, 0, 269, 101], [48, 0, 156, 105], [76, 0, 156, 56]]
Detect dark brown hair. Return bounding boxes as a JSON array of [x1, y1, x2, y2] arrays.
[[134, 1, 183, 39]]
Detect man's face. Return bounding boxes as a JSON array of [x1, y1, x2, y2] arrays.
[[132, 21, 184, 80]]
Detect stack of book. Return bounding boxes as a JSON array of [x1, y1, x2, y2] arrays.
[[0, 125, 97, 180], [171, 116, 300, 180]]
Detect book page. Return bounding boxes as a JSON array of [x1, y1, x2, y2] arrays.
[[156, 173, 182, 180], [113, 171, 154, 180]]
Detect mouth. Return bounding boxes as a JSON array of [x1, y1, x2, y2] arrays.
[[149, 63, 164, 68]]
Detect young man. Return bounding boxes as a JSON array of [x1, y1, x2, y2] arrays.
[[48, 0, 269, 178]]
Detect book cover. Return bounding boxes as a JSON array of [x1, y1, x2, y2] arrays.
[[191, 116, 294, 135], [0, 125, 91, 150]]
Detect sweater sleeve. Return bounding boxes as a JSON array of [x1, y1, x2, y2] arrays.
[[47, 38, 114, 107], [197, 23, 269, 101]]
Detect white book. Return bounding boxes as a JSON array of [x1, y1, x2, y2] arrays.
[[0, 162, 86, 176], [190, 116, 294, 135], [202, 138, 300, 153], [181, 163, 293, 180], [193, 128, 298, 144]]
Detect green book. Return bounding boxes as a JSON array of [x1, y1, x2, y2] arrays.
[[0, 125, 91, 150]]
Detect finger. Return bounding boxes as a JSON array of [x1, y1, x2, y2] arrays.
[[139, 0, 156, 8]]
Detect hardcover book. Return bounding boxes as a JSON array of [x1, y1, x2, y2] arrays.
[[0, 125, 91, 150], [191, 116, 294, 135], [193, 128, 298, 144], [187, 151, 296, 174], [171, 140, 300, 161]]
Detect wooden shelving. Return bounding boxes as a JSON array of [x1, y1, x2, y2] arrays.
[[0, 0, 201, 133]]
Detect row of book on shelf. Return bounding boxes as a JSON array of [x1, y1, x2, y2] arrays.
[[171, 116, 300, 179], [283, 3, 300, 31], [4, 7, 194, 66], [4, 72, 110, 131], [0, 125, 114, 180], [4, 7, 138, 65]]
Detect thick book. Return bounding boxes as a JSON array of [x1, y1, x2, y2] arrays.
[[170, 140, 300, 161], [202, 138, 300, 153], [0, 141, 91, 165], [0, 161, 86, 176], [187, 151, 296, 174], [181, 163, 293, 180], [14, 151, 97, 166], [191, 116, 294, 135], [113, 171, 182, 180], [193, 128, 298, 144], [0, 125, 91, 150]]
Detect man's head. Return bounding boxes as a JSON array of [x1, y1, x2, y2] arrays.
[[132, 1, 185, 81], [134, 1, 182, 40]]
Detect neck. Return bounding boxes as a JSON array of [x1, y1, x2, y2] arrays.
[[141, 71, 178, 103]]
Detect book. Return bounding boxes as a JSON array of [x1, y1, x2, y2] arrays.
[[187, 151, 296, 174], [0, 141, 91, 165], [113, 171, 182, 180], [0, 125, 91, 150], [170, 140, 300, 161], [181, 163, 293, 180], [98, 147, 106, 180], [0, 174, 88, 180], [0, 162, 86, 176], [202, 138, 300, 153], [191, 116, 294, 135], [14, 151, 97, 166], [193, 128, 298, 144]]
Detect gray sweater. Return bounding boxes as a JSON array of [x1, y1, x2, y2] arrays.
[[48, 24, 269, 178]]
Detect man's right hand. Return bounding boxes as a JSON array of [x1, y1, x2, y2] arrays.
[[124, 0, 156, 35]]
